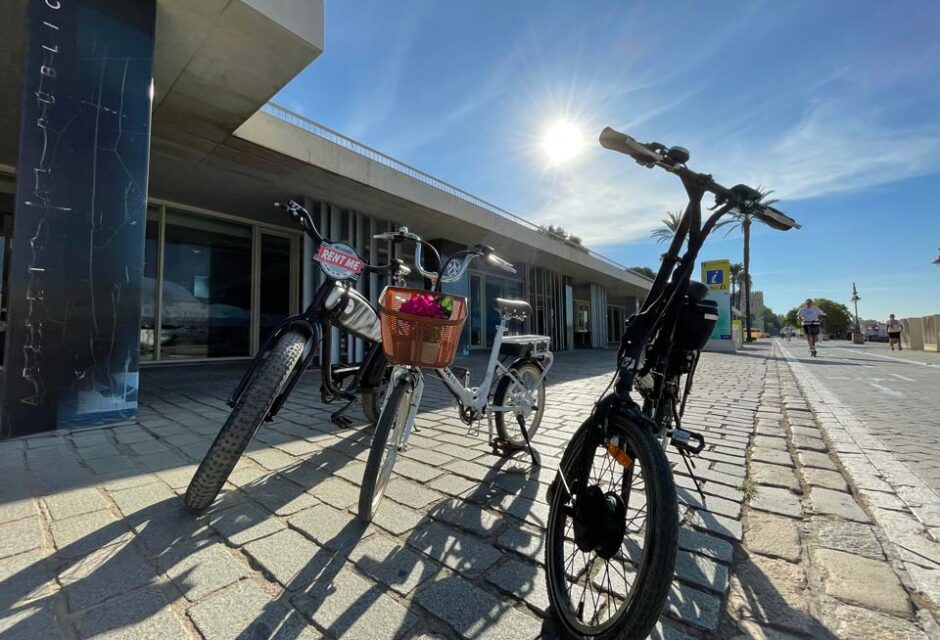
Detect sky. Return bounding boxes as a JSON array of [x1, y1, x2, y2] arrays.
[[275, 0, 940, 320]]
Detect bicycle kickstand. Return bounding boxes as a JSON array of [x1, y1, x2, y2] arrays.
[[330, 397, 356, 428], [516, 415, 539, 466]]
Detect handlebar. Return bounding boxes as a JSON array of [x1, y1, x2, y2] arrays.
[[598, 127, 801, 231], [276, 200, 414, 278]]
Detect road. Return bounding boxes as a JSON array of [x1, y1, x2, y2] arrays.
[[780, 339, 940, 495]]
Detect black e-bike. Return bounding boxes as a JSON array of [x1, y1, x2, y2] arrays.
[[544, 129, 799, 639], [185, 200, 415, 513]]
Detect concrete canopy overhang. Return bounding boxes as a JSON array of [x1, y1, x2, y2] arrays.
[[0, 0, 324, 168], [147, 109, 651, 300]]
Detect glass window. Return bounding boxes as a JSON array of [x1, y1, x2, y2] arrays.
[[139, 208, 160, 360], [259, 234, 293, 346], [470, 274, 482, 347], [485, 276, 522, 345], [0, 194, 14, 367], [160, 212, 252, 359]]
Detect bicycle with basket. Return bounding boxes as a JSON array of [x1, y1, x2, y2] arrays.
[[358, 237, 554, 522]]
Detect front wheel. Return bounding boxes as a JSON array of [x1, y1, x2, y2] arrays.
[[358, 374, 413, 522], [184, 330, 308, 513], [360, 363, 391, 425], [545, 413, 678, 639], [493, 360, 546, 449]]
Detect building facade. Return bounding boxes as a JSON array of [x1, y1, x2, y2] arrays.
[[0, 0, 649, 438]]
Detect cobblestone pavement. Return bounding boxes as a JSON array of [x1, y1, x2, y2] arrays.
[[731, 341, 937, 640], [780, 340, 940, 494], [0, 343, 925, 639]]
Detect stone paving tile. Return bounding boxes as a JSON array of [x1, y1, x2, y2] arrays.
[[744, 512, 802, 562], [370, 500, 426, 537], [727, 552, 814, 636], [0, 549, 55, 607], [242, 475, 320, 516], [242, 528, 325, 590], [157, 542, 251, 602], [801, 467, 850, 492], [288, 502, 372, 550], [811, 547, 912, 617], [207, 501, 287, 546], [58, 539, 159, 612], [415, 575, 543, 640], [674, 549, 729, 594], [107, 482, 178, 517], [677, 527, 734, 564], [49, 509, 129, 559], [0, 498, 37, 526], [749, 462, 801, 492], [350, 532, 441, 596], [43, 487, 110, 521], [0, 517, 44, 559], [188, 580, 322, 640], [807, 487, 871, 523], [795, 450, 838, 471], [407, 521, 503, 578], [485, 558, 548, 615], [76, 586, 190, 639], [750, 486, 803, 519], [819, 602, 928, 640], [383, 477, 445, 509], [291, 565, 419, 638], [0, 602, 64, 640], [665, 582, 722, 631]]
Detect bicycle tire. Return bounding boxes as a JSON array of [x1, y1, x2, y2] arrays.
[[545, 412, 678, 639], [184, 330, 307, 513], [358, 375, 412, 522], [360, 365, 391, 425], [493, 360, 546, 449]]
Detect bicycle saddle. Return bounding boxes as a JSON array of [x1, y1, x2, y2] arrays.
[[495, 298, 531, 318]]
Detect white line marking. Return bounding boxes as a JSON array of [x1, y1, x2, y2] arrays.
[[889, 373, 916, 382], [834, 347, 939, 368], [868, 382, 903, 397]]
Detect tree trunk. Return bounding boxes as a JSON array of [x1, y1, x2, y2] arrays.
[[743, 217, 753, 342]]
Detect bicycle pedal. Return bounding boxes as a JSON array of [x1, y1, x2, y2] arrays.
[[490, 438, 513, 457], [670, 428, 705, 455]]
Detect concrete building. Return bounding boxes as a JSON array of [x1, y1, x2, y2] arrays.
[[0, 0, 649, 437]]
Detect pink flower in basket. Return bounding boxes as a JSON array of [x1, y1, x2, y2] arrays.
[[400, 293, 451, 320]]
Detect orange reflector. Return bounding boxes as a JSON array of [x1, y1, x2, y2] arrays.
[[607, 443, 634, 468]]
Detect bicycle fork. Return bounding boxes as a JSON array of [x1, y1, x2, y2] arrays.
[[398, 368, 425, 452]]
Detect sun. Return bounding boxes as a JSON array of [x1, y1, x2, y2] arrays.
[[542, 120, 585, 164]]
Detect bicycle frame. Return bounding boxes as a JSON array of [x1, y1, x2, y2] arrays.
[[435, 315, 552, 413], [228, 275, 387, 418]]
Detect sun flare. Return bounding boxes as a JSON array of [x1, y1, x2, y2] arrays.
[[542, 120, 585, 164]]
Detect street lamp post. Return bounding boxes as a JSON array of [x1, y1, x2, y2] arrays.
[[850, 282, 864, 344]]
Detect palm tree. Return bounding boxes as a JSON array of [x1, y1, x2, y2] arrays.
[[650, 211, 684, 244], [729, 262, 743, 309], [722, 188, 778, 342]]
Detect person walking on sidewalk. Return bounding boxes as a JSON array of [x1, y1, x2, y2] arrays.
[[886, 314, 903, 351], [797, 298, 823, 357]]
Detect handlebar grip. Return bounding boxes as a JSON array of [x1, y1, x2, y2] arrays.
[[599, 127, 663, 166], [753, 205, 801, 231], [488, 254, 517, 274]]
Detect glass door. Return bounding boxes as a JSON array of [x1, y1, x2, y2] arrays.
[[256, 231, 299, 351]]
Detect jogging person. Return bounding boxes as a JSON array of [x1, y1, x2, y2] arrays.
[[886, 314, 903, 351], [797, 298, 823, 356]]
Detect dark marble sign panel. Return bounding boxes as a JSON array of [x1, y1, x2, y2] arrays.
[[3, 0, 156, 437]]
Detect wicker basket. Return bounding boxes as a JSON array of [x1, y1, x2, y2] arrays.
[[379, 287, 468, 369]]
